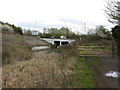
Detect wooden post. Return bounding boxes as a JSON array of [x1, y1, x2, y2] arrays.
[[112, 41, 115, 57]]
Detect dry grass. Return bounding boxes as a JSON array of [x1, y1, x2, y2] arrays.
[[2, 33, 32, 65], [2, 32, 78, 88], [23, 36, 49, 47], [2, 33, 49, 65], [3, 51, 75, 88]]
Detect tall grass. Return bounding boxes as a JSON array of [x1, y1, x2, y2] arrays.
[[2, 34, 31, 65], [2, 41, 79, 88], [3, 49, 77, 88]]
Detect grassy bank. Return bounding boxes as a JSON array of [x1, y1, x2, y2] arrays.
[[2, 43, 78, 88], [2, 33, 49, 65], [2, 34, 32, 65], [71, 56, 96, 88], [71, 56, 102, 88]]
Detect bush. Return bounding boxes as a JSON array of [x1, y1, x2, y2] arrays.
[[0, 24, 14, 34], [24, 30, 32, 36], [0, 22, 23, 35], [54, 42, 79, 58]]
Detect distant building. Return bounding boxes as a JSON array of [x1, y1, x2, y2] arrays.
[[32, 30, 39, 35]]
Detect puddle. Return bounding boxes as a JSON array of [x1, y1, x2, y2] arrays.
[[105, 71, 120, 78], [32, 46, 50, 51]]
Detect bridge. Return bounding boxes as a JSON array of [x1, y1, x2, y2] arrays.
[[41, 38, 75, 46]]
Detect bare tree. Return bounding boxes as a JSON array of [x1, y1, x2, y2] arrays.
[[105, 0, 120, 25]]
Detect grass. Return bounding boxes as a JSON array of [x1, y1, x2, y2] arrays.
[[71, 56, 96, 88], [85, 56, 101, 72], [2, 34, 32, 65], [3, 50, 76, 88], [2, 42, 78, 88], [79, 46, 112, 50], [2, 33, 49, 65], [23, 35, 49, 47], [71, 36, 114, 88], [2, 32, 78, 88], [79, 50, 112, 55], [79, 46, 112, 56]]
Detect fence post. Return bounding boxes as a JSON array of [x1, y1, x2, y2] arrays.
[[112, 41, 115, 57]]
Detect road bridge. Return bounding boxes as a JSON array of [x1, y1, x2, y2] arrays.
[[41, 38, 75, 46]]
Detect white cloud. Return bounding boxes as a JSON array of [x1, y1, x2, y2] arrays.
[[0, 0, 113, 33]]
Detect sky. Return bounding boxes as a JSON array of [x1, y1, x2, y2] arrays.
[[0, 0, 114, 34]]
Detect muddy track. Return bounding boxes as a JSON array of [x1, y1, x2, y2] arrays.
[[86, 56, 118, 88]]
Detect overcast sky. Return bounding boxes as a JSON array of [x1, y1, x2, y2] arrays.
[[0, 0, 114, 33]]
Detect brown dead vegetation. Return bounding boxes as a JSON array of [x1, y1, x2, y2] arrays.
[[3, 47, 76, 88]]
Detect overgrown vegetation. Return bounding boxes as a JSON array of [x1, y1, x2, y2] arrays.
[[2, 34, 31, 65], [1, 23, 31, 65], [2, 42, 78, 88]]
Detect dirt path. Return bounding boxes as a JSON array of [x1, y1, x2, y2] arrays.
[[87, 56, 118, 88], [99, 56, 118, 88]]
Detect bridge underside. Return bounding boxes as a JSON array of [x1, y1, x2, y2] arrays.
[[54, 41, 69, 47]]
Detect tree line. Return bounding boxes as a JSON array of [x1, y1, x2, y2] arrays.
[[0, 21, 23, 35], [39, 27, 80, 39], [0, 21, 113, 40]]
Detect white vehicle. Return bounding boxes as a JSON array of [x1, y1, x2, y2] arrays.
[[105, 71, 120, 78], [60, 36, 66, 39]]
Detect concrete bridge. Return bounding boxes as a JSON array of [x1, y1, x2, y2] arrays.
[[41, 38, 75, 46]]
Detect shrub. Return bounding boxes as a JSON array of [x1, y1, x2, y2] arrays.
[[24, 30, 32, 36], [0, 24, 14, 34]]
